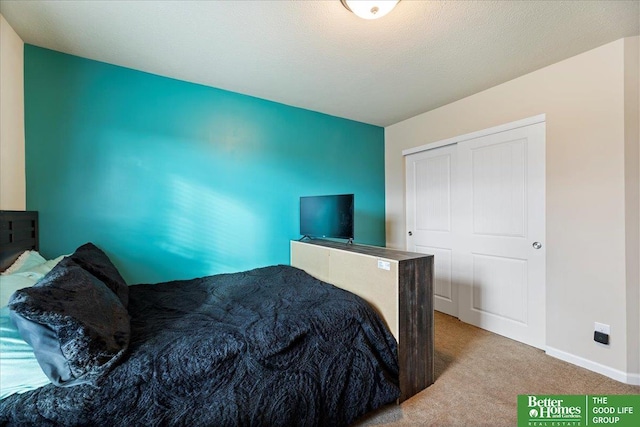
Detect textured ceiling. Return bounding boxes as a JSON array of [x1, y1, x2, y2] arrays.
[[1, 0, 638, 127]]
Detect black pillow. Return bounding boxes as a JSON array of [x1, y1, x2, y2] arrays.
[[70, 242, 129, 308], [8, 257, 130, 387]]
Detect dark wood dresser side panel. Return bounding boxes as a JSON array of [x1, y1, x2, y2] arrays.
[[398, 256, 434, 402]]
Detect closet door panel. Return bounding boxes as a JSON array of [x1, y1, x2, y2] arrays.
[[406, 145, 458, 317], [457, 123, 545, 349]]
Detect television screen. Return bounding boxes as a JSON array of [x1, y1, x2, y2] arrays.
[[300, 194, 354, 240]]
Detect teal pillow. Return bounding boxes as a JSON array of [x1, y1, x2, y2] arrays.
[[0, 254, 65, 307], [0, 306, 51, 399], [0, 273, 39, 308], [2, 251, 46, 275]]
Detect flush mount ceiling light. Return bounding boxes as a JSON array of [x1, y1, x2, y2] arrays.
[[341, 0, 400, 20]]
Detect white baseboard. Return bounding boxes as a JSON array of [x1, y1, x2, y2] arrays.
[[627, 372, 640, 386], [546, 346, 640, 386]]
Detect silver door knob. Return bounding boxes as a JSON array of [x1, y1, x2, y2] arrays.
[[532, 242, 542, 249], [408, 231, 413, 236]]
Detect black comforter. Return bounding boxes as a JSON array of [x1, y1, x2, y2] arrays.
[[1, 265, 399, 426]]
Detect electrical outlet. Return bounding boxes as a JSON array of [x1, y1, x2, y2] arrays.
[[594, 322, 610, 335], [594, 322, 610, 345]]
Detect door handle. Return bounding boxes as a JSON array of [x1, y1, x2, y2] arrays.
[[408, 231, 413, 236], [532, 242, 542, 249]]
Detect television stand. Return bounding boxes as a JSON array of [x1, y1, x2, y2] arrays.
[[290, 239, 434, 402]]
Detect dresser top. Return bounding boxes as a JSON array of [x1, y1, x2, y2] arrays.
[[292, 239, 433, 262]]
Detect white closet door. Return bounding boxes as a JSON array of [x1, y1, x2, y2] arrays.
[[456, 122, 545, 349], [406, 144, 459, 316]]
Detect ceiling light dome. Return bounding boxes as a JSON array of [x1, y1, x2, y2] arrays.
[[341, 0, 400, 20]]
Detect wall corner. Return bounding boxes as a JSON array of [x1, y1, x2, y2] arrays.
[[0, 14, 26, 210], [623, 35, 640, 380]]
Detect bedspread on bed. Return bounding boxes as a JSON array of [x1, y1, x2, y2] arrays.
[[0, 265, 399, 426]]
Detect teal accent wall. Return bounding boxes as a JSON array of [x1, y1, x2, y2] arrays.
[[24, 45, 385, 284]]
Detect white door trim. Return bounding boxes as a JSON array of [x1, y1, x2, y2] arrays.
[[402, 114, 546, 157]]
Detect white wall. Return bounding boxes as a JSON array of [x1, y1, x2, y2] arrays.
[[385, 37, 639, 383], [0, 14, 25, 210], [625, 36, 640, 382]]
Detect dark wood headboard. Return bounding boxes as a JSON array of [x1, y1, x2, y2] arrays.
[[0, 210, 39, 272]]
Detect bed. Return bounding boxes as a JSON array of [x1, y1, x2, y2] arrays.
[[0, 211, 400, 426]]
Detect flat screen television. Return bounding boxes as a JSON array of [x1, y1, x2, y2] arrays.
[[300, 194, 354, 241]]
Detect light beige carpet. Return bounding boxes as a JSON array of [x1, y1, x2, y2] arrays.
[[354, 311, 639, 426]]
